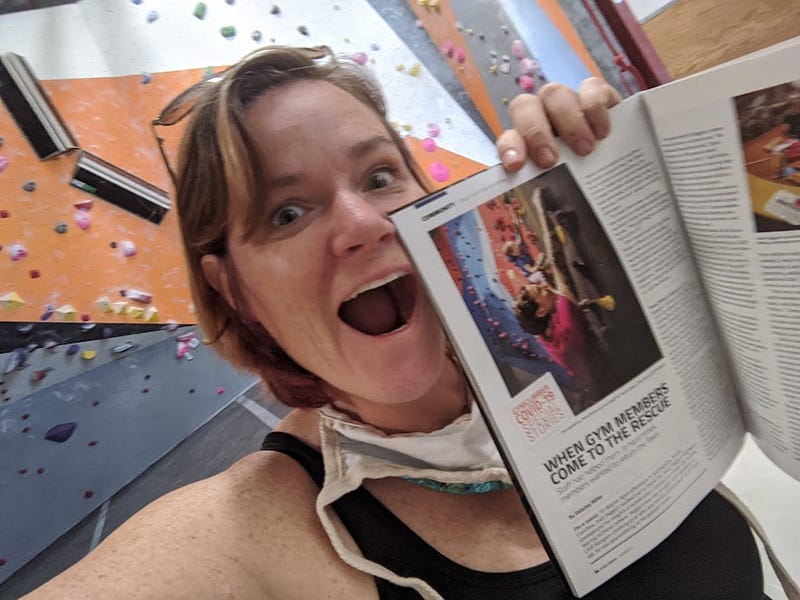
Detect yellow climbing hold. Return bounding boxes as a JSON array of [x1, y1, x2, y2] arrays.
[[81, 350, 97, 360], [396, 64, 405, 72], [126, 305, 145, 319], [56, 304, 77, 321], [0, 292, 25, 309], [144, 306, 160, 323], [409, 63, 421, 77], [402, 123, 413, 132], [110, 301, 128, 315], [489, 65, 498, 74], [96, 296, 112, 313]]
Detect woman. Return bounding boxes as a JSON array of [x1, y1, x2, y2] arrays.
[[26, 46, 764, 599]]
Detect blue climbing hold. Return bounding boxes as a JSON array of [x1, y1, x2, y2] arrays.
[[44, 422, 77, 443]]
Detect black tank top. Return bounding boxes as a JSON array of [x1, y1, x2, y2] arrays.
[[262, 431, 766, 599]]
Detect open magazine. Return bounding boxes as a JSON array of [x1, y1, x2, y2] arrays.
[[391, 38, 800, 597]]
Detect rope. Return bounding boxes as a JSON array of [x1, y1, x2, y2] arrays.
[[579, 0, 646, 93]]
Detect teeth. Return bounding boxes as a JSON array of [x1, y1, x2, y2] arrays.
[[346, 272, 405, 301]]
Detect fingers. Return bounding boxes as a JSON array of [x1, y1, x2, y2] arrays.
[[501, 94, 558, 171], [538, 81, 597, 157], [497, 77, 623, 171], [578, 77, 623, 140]]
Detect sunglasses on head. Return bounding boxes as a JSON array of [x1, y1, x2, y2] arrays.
[[151, 45, 333, 188]]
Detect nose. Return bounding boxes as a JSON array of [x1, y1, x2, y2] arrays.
[[329, 191, 396, 257]]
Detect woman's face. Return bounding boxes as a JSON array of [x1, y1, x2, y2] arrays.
[[527, 282, 556, 316], [211, 79, 447, 406]]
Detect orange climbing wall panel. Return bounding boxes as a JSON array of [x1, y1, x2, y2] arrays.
[[0, 69, 486, 325]]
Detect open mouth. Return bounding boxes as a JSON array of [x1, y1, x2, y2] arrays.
[[338, 272, 417, 336]]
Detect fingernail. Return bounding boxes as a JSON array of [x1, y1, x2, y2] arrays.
[[535, 146, 556, 167], [575, 139, 593, 155], [501, 148, 519, 167]]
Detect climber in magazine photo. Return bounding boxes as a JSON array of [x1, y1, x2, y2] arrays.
[[430, 164, 661, 414]]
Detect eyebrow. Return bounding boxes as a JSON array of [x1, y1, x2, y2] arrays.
[[265, 134, 397, 188]]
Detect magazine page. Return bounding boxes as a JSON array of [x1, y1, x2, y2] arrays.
[[391, 95, 745, 596], [642, 39, 800, 480]]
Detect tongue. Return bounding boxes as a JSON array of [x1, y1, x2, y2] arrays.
[[339, 286, 399, 335]]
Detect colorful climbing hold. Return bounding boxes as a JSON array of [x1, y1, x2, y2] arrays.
[[297, 25, 309, 36], [8, 243, 28, 260], [220, 25, 236, 39], [122, 289, 152, 304], [408, 63, 421, 77], [23, 180, 36, 192], [0, 156, 8, 173], [270, 4, 280, 15], [1, 292, 25, 309], [217, 387, 225, 395], [519, 74, 535, 93], [84, 490, 94, 499], [422, 138, 437, 152], [351, 52, 368, 66], [67, 344, 80, 356], [31, 367, 54, 382], [74, 211, 91, 230], [370, 43, 380, 51], [40, 305, 54, 321], [44, 422, 77, 443], [426, 123, 441, 138], [55, 222, 67, 234], [146, 10, 159, 23], [120, 240, 137, 257], [56, 304, 77, 321], [441, 40, 454, 58], [88, 440, 97, 446], [454, 48, 466, 64], [141, 72, 152, 84], [251, 30, 262, 42], [429, 162, 450, 183], [3, 348, 26, 374], [81, 350, 97, 360], [29, 269, 40, 279], [511, 39, 525, 59], [0, 209, 8, 218], [193, 2, 207, 19]]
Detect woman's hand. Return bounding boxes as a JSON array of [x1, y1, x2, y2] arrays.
[[496, 77, 623, 171]]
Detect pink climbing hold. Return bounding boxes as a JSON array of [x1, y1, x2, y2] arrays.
[[216, 387, 225, 395], [520, 74, 535, 93], [441, 40, 454, 58], [520, 57, 536, 75], [422, 137, 437, 152], [0, 156, 8, 173], [511, 39, 525, 59], [454, 47, 466, 64], [351, 52, 368, 66], [429, 162, 450, 183], [74, 211, 91, 230], [9, 243, 28, 261], [426, 123, 441, 138]]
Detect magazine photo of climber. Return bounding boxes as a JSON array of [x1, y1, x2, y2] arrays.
[[735, 80, 800, 233], [430, 164, 661, 414]]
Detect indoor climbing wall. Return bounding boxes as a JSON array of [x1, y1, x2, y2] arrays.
[[0, 0, 610, 585]]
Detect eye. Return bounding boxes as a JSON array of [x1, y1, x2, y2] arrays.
[[367, 168, 397, 190], [270, 204, 306, 227]]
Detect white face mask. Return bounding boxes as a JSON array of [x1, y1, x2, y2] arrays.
[[314, 402, 512, 600]]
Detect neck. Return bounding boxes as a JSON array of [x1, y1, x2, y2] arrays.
[[329, 355, 469, 434]]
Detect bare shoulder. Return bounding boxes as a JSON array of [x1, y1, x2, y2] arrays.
[[26, 415, 375, 599]]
